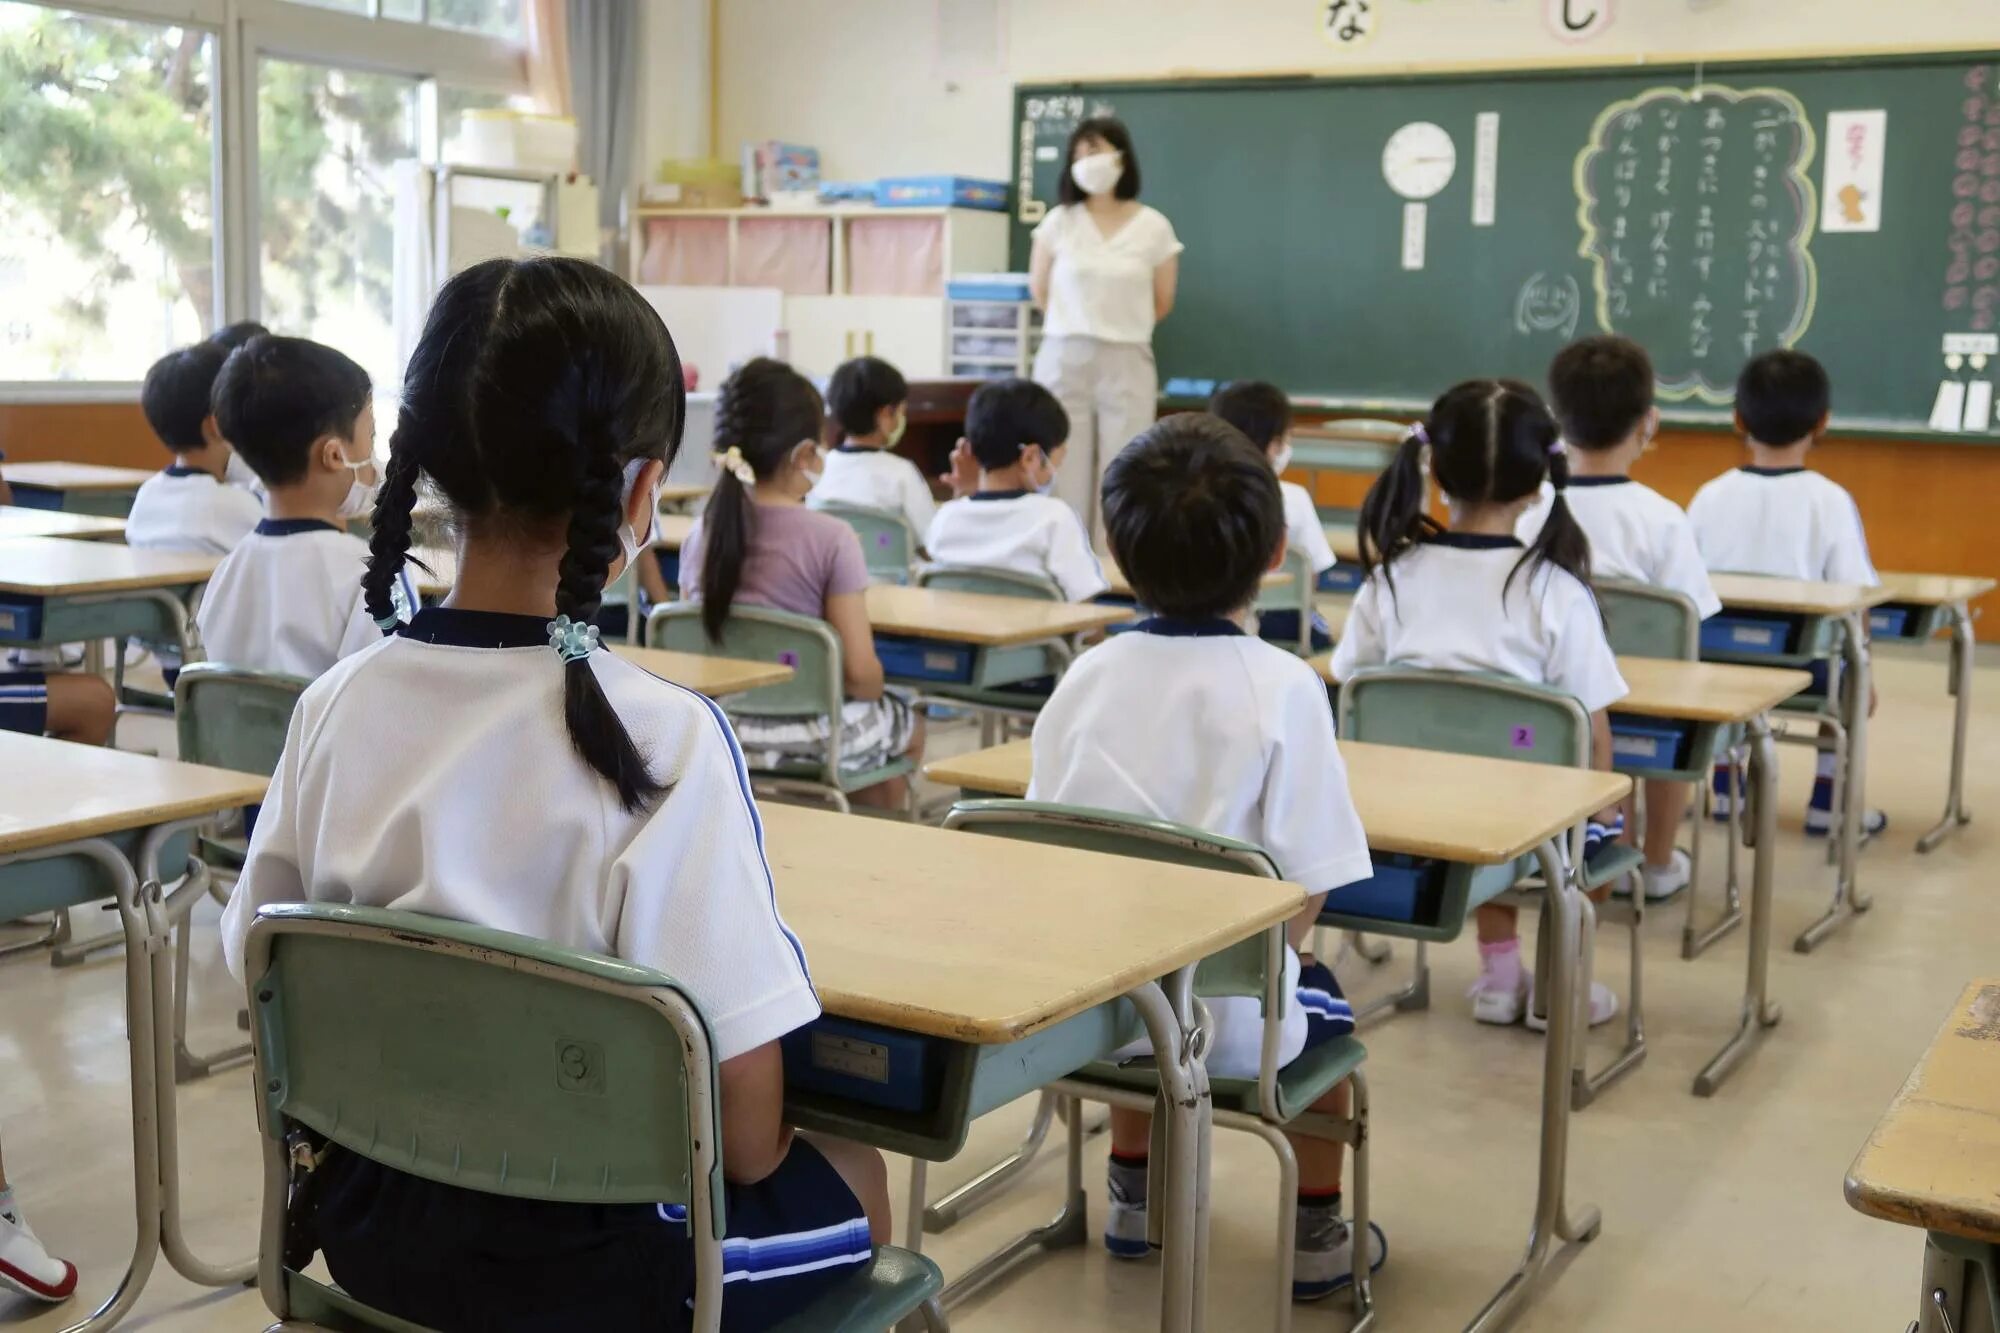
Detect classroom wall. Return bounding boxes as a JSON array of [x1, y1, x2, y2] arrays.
[[0, 402, 158, 471]]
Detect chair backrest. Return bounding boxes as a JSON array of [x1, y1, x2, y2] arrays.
[[1595, 579, 1699, 661], [647, 599, 843, 720], [174, 663, 311, 777], [917, 562, 1063, 602], [1338, 665, 1592, 770], [815, 501, 918, 585], [246, 902, 726, 1326], [941, 799, 1278, 1006], [1253, 549, 1313, 614]]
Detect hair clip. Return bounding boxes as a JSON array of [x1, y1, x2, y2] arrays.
[[547, 614, 601, 663], [1407, 422, 1431, 447], [713, 446, 756, 486]]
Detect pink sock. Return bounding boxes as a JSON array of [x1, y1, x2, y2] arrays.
[[1479, 937, 1523, 991]]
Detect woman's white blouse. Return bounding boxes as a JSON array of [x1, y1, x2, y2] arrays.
[[1033, 203, 1183, 345]]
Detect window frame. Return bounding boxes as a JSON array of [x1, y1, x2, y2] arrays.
[[0, 0, 527, 397]]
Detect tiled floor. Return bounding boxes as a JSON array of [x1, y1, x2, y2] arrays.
[[2, 647, 1990, 1331]]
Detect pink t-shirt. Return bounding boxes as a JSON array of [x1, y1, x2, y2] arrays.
[[680, 502, 870, 619]]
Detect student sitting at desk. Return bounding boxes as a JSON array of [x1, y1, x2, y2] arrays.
[[1518, 335, 1720, 901], [222, 258, 889, 1329], [1209, 379, 1338, 650], [1029, 412, 1382, 1300], [680, 357, 922, 809], [128, 340, 264, 555], [195, 335, 413, 678], [1333, 380, 1628, 1031], [1687, 349, 1882, 836], [925, 377, 1108, 601], [809, 354, 937, 540]]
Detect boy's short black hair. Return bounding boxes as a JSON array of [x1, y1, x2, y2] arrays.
[[1103, 412, 1284, 620], [826, 355, 909, 437], [1736, 348, 1830, 447], [1056, 116, 1142, 205], [964, 378, 1069, 472], [212, 335, 371, 488], [140, 341, 230, 453], [211, 320, 271, 352], [1547, 335, 1655, 450], [1207, 380, 1292, 452]]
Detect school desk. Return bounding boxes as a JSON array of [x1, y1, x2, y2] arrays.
[[0, 733, 267, 1333], [761, 801, 1303, 1332], [1847, 979, 2000, 1332], [863, 583, 1134, 690], [1868, 572, 2000, 854], [657, 482, 708, 512], [923, 737, 1627, 1333], [1320, 523, 1366, 592], [1705, 572, 1894, 954], [0, 505, 126, 541], [0, 538, 219, 699], [2, 461, 153, 516], [606, 643, 795, 697]]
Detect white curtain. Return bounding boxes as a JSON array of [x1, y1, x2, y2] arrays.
[[567, 0, 638, 265]]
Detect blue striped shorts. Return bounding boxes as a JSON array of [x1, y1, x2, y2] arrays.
[[0, 672, 49, 736]]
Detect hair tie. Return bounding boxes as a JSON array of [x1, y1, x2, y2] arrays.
[[713, 446, 756, 486], [372, 611, 402, 633], [547, 614, 601, 663], [1548, 440, 1567, 457], [1407, 422, 1430, 447]]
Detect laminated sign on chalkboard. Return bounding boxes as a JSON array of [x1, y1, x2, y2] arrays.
[[1011, 55, 2000, 439]]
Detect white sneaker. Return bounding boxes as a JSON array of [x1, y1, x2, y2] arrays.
[[1103, 1176, 1151, 1260], [1619, 848, 1691, 902], [1805, 805, 1888, 837], [1469, 963, 1529, 1026], [1525, 980, 1620, 1033], [0, 1208, 78, 1303], [1293, 1217, 1388, 1302]]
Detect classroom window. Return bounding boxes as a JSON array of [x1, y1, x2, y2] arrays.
[[0, 2, 218, 381], [292, 0, 524, 41], [257, 59, 421, 395]]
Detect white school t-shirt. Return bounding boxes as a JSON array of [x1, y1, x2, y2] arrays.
[[1029, 619, 1372, 1077], [125, 466, 264, 556], [1685, 466, 1878, 585], [196, 519, 412, 678], [924, 490, 1109, 601], [1516, 476, 1721, 618], [808, 445, 937, 539], [220, 607, 817, 1063], [1280, 479, 1337, 575], [1329, 534, 1628, 713], [1032, 203, 1184, 346]]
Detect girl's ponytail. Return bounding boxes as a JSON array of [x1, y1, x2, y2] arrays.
[[362, 445, 421, 629], [1513, 428, 1594, 597], [1356, 423, 1441, 598]]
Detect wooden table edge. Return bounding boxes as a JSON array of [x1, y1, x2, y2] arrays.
[[0, 785, 269, 858], [1612, 666, 1817, 722]]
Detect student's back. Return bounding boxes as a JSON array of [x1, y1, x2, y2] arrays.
[[128, 340, 262, 555], [195, 336, 407, 676], [809, 355, 936, 536]]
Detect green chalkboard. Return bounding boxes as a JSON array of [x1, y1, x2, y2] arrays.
[[1010, 54, 2000, 439]]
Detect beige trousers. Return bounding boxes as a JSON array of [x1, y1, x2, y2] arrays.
[[1033, 334, 1159, 541]]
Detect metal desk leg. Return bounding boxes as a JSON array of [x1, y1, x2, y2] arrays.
[[1465, 839, 1598, 1333], [138, 822, 257, 1289], [1694, 714, 1785, 1096], [1132, 971, 1209, 1333], [0, 839, 162, 1333], [1798, 612, 1873, 952], [1918, 601, 1977, 854], [923, 1090, 1058, 1234]]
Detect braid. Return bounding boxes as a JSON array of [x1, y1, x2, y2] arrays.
[[558, 441, 663, 811], [362, 443, 421, 628]]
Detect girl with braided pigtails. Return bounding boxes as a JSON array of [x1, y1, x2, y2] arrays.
[[220, 258, 894, 1329]]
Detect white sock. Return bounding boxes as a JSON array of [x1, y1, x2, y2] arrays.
[[1816, 750, 1838, 780]]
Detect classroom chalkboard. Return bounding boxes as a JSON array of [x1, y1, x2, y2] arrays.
[[1010, 53, 2000, 438]]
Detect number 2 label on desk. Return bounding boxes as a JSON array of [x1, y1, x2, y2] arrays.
[[1511, 725, 1536, 750]]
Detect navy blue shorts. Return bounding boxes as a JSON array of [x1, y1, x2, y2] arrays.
[[1296, 958, 1356, 1046], [311, 1137, 872, 1330], [0, 672, 48, 735]]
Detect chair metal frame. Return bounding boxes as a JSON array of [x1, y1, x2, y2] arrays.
[[1254, 549, 1319, 657]]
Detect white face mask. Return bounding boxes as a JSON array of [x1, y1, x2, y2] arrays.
[[224, 450, 261, 492], [618, 458, 662, 569], [1272, 443, 1293, 474], [333, 447, 380, 520], [885, 408, 908, 449], [1070, 151, 1123, 197]]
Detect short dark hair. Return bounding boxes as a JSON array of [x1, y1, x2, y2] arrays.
[[212, 335, 371, 488], [140, 341, 229, 453], [211, 320, 271, 352], [1208, 380, 1292, 452], [825, 355, 909, 437], [1056, 116, 1141, 205], [1547, 335, 1655, 450], [1103, 413, 1284, 620], [964, 378, 1069, 471], [1736, 349, 1830, 446]]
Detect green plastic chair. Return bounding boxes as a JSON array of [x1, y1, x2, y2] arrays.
[[647, 601, 915, 815], [168, 663, 310, 1082], [911, 564, 1074, 746], [1338, 666, 1645, 1108], [937, 800, 1376, 1332], [1254, 549, 1318, 656], [814, 500, 920, 585], [243, 903, 945, 1333]]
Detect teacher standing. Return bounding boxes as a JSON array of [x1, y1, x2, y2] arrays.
[[1030, 117, 1182, 536]]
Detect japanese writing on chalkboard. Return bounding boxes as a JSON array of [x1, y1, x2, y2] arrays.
[[1940, 67, 2000, 332], [1577, 85, 1818, 403], [1323, 0, 1375, 45]]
